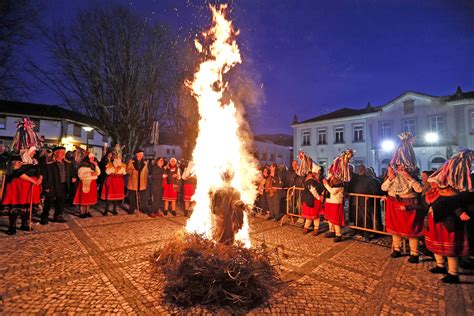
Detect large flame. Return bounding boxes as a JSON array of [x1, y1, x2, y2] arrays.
[[184, 4, 259, 248]]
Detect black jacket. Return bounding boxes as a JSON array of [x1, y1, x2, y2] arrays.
[[42, 160, 74, 197]]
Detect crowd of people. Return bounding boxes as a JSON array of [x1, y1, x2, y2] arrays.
[[1, 119, 473, 284]]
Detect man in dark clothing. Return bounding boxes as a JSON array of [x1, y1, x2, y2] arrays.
[[349, 164, 382, 235], [41, 146, 75, 224]]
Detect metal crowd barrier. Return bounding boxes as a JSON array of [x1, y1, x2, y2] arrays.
[[281, 186, 390, 236]]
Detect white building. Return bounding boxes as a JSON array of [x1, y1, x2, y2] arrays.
[[142, 131, 182, 160], [253, 140, 292, 167], [0, 100, 111, 158], [292, 87, 474, 175]]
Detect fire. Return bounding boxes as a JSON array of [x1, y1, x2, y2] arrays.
[[184, 4, 259, 248]]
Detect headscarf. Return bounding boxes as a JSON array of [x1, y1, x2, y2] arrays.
[[11, 118, 43, 152], [428, 149, 474, 192], [390, 132, 417, 172], [297, 151, 316, 176], [328, 149, 354, 182], [20, 146, 37, 165]]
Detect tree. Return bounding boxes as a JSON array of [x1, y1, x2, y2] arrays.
[[0, 0, 40, 98], [34, 5, 183, 153]]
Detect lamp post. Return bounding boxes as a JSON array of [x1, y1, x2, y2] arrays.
[[82, 126, 94, 151]]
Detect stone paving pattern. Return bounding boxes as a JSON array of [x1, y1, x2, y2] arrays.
[[1, 207, 473, 315]]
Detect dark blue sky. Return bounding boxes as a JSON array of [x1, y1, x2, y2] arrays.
[[23, 0, 474, 134]]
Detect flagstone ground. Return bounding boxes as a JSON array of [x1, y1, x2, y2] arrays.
[[1, 207, 473, 315]]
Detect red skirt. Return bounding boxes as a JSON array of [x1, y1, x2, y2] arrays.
[[101, 175, 125, 201], [2, 177, 41, 207], [183, 183, 195, 202], [163, 183, 178, 201], [385, 196, 424, 238], [324, 202, 344, 226], [425, 213, 470, 257], [73, 180, 98, 206], [302, 199, 322, 219]]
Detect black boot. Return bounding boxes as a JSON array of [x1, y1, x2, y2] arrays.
[[7, 227, 16, 235], [112, 208, 118, 215]]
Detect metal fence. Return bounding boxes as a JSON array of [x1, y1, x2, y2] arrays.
[[281, 186, 390, 236]]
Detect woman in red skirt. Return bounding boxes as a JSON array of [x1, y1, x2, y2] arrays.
[[163, 157, 180, 216], [74, 154, 100, 218], [3, 157, 42, 235], [382, 165, 423, 263], [423, 150, 473, 283], [181, 160, 196, 217], [301, 164, 324, 235], [100, 153, 126, 216], [323, 175, 345, 242]]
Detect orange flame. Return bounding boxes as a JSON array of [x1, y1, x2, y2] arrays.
[[184, 4, 258, 248]]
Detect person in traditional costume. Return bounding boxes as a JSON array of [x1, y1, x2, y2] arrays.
[[301, 163, 324, 235], [126, 149, 149, 214], [73, 153, 100, 218], [323, 149, 354, 242], [101, 145, 126, 216], [381, 132, 423, 263], [182, 160, 196, 217], [163, 157, 180, 216], [98, 149, 114, 198], [423, 150, 473, 283], [149, 157, 166, 218], [2, 118, 44, 234]]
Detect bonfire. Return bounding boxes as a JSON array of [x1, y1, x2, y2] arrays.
[[153, 4, 284, 311]]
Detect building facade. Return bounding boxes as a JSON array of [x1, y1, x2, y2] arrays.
[[292, 87, 474, 175], [253, 140, 292, 167], [0, 100, 110, 157]]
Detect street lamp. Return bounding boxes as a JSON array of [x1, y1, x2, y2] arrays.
[[425, 132, 438, 144], [381, 139, 395, 152], [82, 126, 94, 150]]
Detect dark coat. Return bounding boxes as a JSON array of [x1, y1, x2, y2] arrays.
[[42, 160, 74, 197]]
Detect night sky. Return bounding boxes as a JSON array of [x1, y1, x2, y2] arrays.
[[23, 0, 474, 135]]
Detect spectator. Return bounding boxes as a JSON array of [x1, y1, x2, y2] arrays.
[[266, 163, 282, 220], [101, 152, 126, 216], [149, 157, 166, 217], [126, 149, 149, 214], [74, 154, 100, 218], [163, 157, 180, 216]]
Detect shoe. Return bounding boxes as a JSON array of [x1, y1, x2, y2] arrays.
[[408, 255, 419, 264], [163, 211, 168, 216], [391, 250, 402, 258], [53, 216, 66, 223], [19, 225, 31, 231], [6, 227, 16, 235], [429, 266, 448, 274], [171, 211, 177, 216], [87, 213, 93, 218], [40, 218, 49, 225], [267, 216, 275, 220], [103, 211, 108, 216], [324, 232, 336, 238], [334, 236, 342, 243], [128, 210, 135, 215], [112, 209, 118, 215], [79, 214, 87, 219], [441, 274, 460, 284], [312, 230, 319, 236], [303, 228, 310, 234]]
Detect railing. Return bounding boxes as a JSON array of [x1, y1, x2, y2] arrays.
[[281, 186, 390, 236]]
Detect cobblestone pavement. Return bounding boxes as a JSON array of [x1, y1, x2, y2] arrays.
[[1, 206, 473, 315]]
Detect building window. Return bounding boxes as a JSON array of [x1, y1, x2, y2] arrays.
[[317, 129, 327, 145], [302, 129, 311, 146], [102, 134, 109, 142], [429, 115, 445, 134], [270, 154, 275, 162], [402, 118, 416, 135], [403, 100, 414, 114], [172, 149, 176, 155], [166, 149, 170, 154], [0, 116, 6, 129], [380, 121, 392, 139], [334, 127, 344, 144], [353, 124, 364, 142], [87, 130, 94, 140], [470, 110, 474, 132], [73, 124, 82, 137]]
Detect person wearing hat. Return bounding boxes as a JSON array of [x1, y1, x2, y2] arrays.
[[163, 157, 180, 216], [73, 153, 100, 218], [423, 150, 473, 283], [2, 155, 42, 234], [382, 133, 424, 263], [301, 163, 324, 235], [41, 146, 76, 223], [126, 149, 149, 214]]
